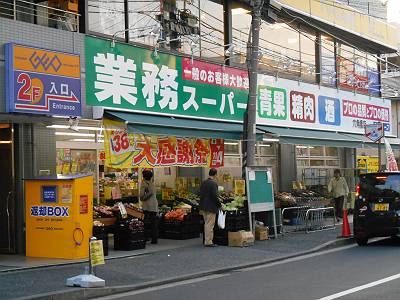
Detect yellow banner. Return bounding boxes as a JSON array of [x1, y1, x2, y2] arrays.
[[103, 119, 224, 169], [357, 156, 379, 173], [90, 240, 105, 267]]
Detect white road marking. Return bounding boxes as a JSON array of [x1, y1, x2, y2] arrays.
[[95, 274, 227, 299], [316, 273, 400, 300]]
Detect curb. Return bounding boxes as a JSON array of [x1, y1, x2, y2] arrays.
[[20, 237, 355, 300]]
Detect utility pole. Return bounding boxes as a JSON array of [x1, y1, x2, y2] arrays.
[[245, 0, 266, 167]]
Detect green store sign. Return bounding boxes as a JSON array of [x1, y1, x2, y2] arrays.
[[85, 36, 249, 121]]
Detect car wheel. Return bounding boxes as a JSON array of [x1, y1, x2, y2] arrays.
[[356, 237, 368, 246]]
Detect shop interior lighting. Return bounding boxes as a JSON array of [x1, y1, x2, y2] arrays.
[[47, 125, 103, 131], [55, 132, 95, 137], [70, 139, 104, 143], [231, 8, 251, 15], [224, 142, 239, 145], [262, 138, 279, 142], [259, 144, 271, 147], [296, 145, 315, 149], [0, 141, 12, 144]]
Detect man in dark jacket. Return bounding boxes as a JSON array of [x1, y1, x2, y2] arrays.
[[199, 168, 221, 247]]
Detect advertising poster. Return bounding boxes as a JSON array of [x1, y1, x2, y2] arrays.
[[103, 118, 224, 169]]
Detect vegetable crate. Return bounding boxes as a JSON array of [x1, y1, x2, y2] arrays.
[[114, 222, 145, 251], [159, 213, 201, 240]]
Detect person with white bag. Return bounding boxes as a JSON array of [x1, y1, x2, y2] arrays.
[[199, 168, 221, 247]]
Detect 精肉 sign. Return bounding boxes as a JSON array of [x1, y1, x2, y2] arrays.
[[5, 44, 81, 117]]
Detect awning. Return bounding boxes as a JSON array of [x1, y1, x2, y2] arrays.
[[257, 126, 374, 148], [105, 111, 246, 140]]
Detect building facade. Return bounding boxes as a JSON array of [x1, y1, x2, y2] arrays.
[[0, 0, 399, 254]]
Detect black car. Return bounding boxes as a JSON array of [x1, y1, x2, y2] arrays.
[[354, 172, 400, 246]]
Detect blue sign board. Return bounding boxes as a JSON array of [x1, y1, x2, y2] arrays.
[[42, 186, 57, 203], [5, 43, 81, 117], [318, 96, 341, 126]]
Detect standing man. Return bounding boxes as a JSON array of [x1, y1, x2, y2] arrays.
[[140, 169, 158, 244], [328, 169, 349, 222], [199, 168, 221, 247]]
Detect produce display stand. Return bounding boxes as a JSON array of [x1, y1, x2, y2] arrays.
[[245, 167, 278, 238]]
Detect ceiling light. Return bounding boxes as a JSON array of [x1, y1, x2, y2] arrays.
[[55, 132, 95, 137], [224, 142, 239, 145], [262, 138, 279, 142], [70, 139, 96, 142], [231, 8, 251, 15], [47, 125, 103, 131]]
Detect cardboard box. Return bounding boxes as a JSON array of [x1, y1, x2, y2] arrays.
[[125, 207, 144, 220], [255, 226, 269, 241], [228, 231, 255, 247]]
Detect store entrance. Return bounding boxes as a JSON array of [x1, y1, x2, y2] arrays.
[[0, 124, 15, 254]]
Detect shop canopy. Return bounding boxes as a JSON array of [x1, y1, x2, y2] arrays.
[[257, 126, 387, 148], [105, 111, 259, 140]]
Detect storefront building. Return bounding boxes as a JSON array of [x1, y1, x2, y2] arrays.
[[1, 0, 400, 254]]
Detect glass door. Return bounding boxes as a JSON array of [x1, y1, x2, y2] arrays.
[[0, 124, 15, 253]]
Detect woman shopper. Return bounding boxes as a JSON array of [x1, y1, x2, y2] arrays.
[[140, 169, 158, 244], [328, 169, 349, 222]]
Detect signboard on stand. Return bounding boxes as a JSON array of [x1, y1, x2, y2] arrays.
[[245, 167, 277, 238]]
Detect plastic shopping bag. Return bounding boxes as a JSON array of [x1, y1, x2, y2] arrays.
[[217, 210, 226, 229]]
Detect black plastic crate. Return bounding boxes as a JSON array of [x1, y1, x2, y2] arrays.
[[114, 239, 146, 251]]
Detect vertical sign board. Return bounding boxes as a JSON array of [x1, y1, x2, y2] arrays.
[[5, 43, 81, 116], [245, 167, 277, 238]]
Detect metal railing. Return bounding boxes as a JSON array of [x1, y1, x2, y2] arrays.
[[281, 205, 336, 235], [0, 0, 79, 32]]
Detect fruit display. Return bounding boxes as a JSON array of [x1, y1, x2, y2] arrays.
[[93, 205, 114, 218], [164, 209, 188, 221]]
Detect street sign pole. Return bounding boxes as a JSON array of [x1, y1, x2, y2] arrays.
[[378, 138, 381, 171]]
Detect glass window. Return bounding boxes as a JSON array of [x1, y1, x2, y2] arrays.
[[325, 147, 339, 157], [367, 54, 380, 96], [88, 0, 125, 36], [232, 9, 252, 66], [320, 34, 336, 86], [309, 146, 324, 156], [326, 160, 339, 166], [224, 141, 240, 154], [224, 156, 241, 167], [259, 21, 301, 78], [258, 142, 276, 156], [300, 26, 316, 82], [310, 159, 324, 166], [296, 146, 309, 157], [197, 1, 224, 62], [127, 1, 160, 45], [297, 159, 309, 167]]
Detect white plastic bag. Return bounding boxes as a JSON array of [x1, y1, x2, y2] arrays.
[[217, 210, 226, 229]]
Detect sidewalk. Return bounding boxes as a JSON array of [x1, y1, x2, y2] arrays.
[[0, 222, 354, 300]]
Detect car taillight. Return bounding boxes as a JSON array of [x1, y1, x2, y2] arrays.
[[356, 184, 360, 197]]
